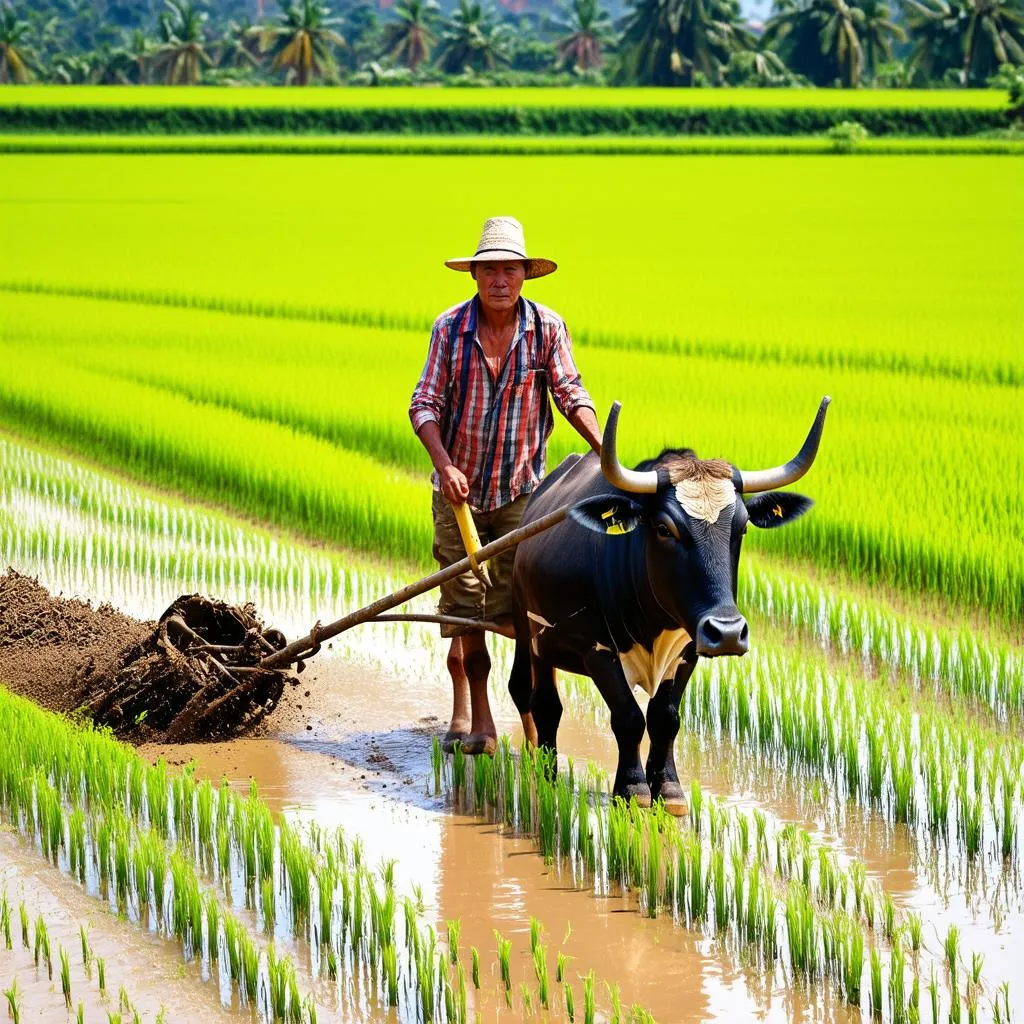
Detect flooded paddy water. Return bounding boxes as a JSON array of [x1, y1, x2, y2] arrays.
[[1, 433, 1021, 1023]]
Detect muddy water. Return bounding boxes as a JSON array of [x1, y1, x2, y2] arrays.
[[0, 830, 239, 1023]]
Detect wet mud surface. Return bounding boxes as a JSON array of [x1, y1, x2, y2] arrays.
[[0, 570, 291, 741]]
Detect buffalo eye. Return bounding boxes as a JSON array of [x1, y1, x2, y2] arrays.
[[655, 522, 673, 540]]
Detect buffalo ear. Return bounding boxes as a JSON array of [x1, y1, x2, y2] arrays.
[[569, 495, 646, 536], [745, 491, 814, 529]]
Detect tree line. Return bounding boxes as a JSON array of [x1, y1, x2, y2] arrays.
[[1, 0, 1022, 89]]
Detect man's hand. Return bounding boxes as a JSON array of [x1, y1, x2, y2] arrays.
[[569, 406, 603, 455], [438, 464, 470, 504]]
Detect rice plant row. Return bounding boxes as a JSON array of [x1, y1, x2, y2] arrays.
[[4, 134, 1024, 158], [683, 646, 1024, 869], [0, 687, 657, 1024], [435, 739, 1013, 1021]]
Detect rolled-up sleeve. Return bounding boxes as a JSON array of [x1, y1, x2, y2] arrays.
[[546, 318, 595, 419], [409, 319, 450, 433]]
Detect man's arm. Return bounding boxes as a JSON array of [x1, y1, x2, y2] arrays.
[[568, 405, 602, 455], [415, 420, 470, 503], [547, 319, 602, 454], [410, 320, 471, 503]]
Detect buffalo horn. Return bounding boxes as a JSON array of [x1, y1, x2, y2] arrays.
[[737, 396, 832, 494], [600, 401, 660, 494]]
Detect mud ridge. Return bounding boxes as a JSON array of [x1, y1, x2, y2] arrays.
[[0, 570, 291, 742]]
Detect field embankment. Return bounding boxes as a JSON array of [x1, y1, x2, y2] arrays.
[[0, 85, 1016, 137]]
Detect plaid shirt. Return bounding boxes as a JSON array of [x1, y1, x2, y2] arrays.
[[409, 296, 595, 512]]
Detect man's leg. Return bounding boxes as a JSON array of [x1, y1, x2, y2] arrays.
[[460, 629, 497, 755], [442, 637, 472, 753]]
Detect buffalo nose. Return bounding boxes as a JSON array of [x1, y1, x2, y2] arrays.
[[696, 615, 749, 656]]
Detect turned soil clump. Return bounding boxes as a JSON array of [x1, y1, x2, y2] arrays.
[[0, 571, 290, 742]]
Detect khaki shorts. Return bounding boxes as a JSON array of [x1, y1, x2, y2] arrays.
[[431, 489, 530, 637]]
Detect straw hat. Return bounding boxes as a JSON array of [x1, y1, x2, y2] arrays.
[[444, 216, 557, 280]]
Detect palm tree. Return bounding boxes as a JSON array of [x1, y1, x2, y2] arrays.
[[155, 0, 213, 84], [554, 0, 613, 70], [435, 0, 511, 73], [617, 0, 754, 85], [382, 0, 438, 71], [218, 16, 261, 68], [904, 0, 1024, 84], [764, 0, 900, 85], [261, 0, 345, 84], [124, 28, 157, 83], [857, 0, 905, 77], [0, 5, 35, 83]]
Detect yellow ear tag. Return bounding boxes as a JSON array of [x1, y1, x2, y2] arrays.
[[606, 522, 628, 536], [600, 508, 615, 519], [772, 504, 784, 519]]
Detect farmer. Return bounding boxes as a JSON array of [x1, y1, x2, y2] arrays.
[[409, 216, 602, 756]]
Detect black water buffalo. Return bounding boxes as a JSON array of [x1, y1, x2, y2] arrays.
[[508, 398, 830, 813]]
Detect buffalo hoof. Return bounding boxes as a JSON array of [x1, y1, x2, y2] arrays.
[[441, 731, 469, 755], [658, 793, 688, 817], [613, 782, 652, 808], [461, 733, 497, 757], [649, 776, 687, 816]]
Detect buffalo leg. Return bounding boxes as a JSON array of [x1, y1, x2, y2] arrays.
[[529, 656, 562, 773], [583, 648, 650, 807], [507, 609, 538, 745], [645, 646, 697, 817]]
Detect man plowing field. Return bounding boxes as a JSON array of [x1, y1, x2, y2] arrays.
[[409, 216, 603, 757]]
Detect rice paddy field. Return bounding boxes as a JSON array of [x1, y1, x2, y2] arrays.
[[0, 140, 1021, 1024]]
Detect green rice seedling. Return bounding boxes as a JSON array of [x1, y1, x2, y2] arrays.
[[3, 979, 21, 1024], [712, 848, 728, 932], [17, 905, 27, 949], [520, 982, 533, 1016], [452, 743, 466, 796], [538, 775, 557, 863], [565, 982, 576, 1022], [119, 984, 131, 1012], [495, 930, 512, 1004], [845, 921, 863, 1005], [0, 895, 10, 951], [443, 964, 456, 1023], [688, 836, 706, 924], [945, 924, 960, 973], [753, 809, 768, 861], [447, 919, 461, 963], [963, 794, 983, 858], [606, 982, 623, 1024], [304, 996, 318, 1024], [906, 912, 922, 951], [456, 963, 467, 1024], [889, 939, 905, 1024], [530, 917, 542, 955], [60, 945, 72, 1010], [864, 889, 876, 931], [576, 786, 593, 874], [431, 736, 443, 795], [79, 923, 90, 973], [34, 915, 51, 978], [970, 952, 983, 986], [689, 781, 703, 834], [533, 944, 549, 1009], [77, 1004, 84, 1024], [98, 956, 107, 995], [882, 893, 897, 942], [107, 1014, 122, 1024], [556, 951, 572, 984], [910, 972, 919, 1021], [471, 945, 480, 989], [583, 970, 596, 1024], [645, 814, 663, 919], [927, 964, 939, 1022], [870, 947, 882, 1019]]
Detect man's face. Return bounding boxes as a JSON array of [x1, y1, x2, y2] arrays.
[[473, 261, 527, 316]]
